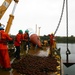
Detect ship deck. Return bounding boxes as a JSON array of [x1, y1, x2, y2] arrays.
[[0, 46, 62, 75]]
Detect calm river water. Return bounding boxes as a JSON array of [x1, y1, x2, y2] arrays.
[[57, 43, 75, 75]]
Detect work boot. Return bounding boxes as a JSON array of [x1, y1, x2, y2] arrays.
[[4, 68, 11, 71]]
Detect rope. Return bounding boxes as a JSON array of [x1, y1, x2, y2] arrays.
[[54, 0, 65, 35]]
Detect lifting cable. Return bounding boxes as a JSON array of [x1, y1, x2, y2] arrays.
[[54, 0, 65, 35], [66, 0, 71, 63], [66, 0, 69, 50]]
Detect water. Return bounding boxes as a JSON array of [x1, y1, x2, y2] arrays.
[[57, 43, 75, 75]]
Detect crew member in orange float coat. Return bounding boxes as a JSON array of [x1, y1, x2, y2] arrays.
[[0, 26, 12, 71], [23, 30, 30, 50], [14, 30, 23, 59], [48, 33, 55, 55], [49, 33, 54, 47]]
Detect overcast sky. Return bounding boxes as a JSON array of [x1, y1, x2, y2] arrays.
[[0, 0, 75, 36]]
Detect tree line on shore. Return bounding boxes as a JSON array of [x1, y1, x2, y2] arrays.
[[40, 35, 75, 43], [8, 35, 75, 44]]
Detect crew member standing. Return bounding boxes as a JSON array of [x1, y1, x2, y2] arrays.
[[14, 30, 23, 59], [48, 33, 55, 56], [23, 30, 30, 50], [0, 24, 12, 71]]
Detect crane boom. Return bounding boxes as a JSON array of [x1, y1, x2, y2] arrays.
[[0, 0, 18, 19], [5, 2, 18, 33], [5, 14, 14, 33], [0, 0, 12, 19], [0, 0, 19, 33]]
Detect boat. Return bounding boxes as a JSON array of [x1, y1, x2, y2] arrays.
[[0, 0, 66, 75]]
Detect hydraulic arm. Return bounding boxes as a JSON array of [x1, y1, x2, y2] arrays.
[[0, 0, 19, 33], [5, 0, 19, 33], [0, 0, 18, 19], [0, 0, 12, 19]]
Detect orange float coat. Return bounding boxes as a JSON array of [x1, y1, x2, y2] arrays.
[[14, 33, 23, 59], [14, 33, 23, 46], [23, 33, 30, 50], [23, 33, 29, 42], [0, 30, 12, 68], [49, 34, 54, 46]]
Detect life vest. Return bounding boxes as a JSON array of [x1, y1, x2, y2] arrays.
[[0, 31, 7, 43], [24, 33, 29, 42], [0, 31, 2, 40], [0, 30, 12, 49], [14, 33, 23, 46]]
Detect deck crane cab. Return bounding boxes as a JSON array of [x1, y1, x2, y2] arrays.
[[0, 0, 19, 33]]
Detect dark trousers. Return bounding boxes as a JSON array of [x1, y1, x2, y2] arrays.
[[24, 41, 30, 50], [14, 46, 20, 59]]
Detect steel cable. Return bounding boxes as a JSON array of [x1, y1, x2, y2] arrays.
[[54, 0, 65, 35]]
